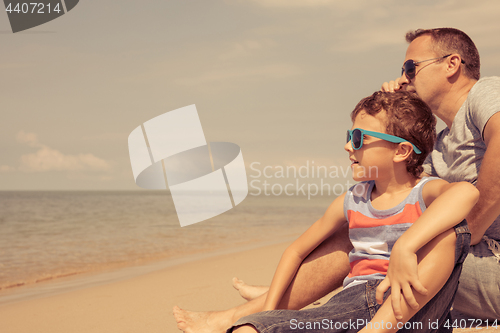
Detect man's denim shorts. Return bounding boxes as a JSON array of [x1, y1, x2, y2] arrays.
[[452, 233, 500, 320], [228, 220, 470, 333]]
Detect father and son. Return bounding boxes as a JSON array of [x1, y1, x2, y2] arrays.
[[174, 27, 500, 333]]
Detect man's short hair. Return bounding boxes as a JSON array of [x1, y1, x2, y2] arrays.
[[351, 91, 436, 178], [406, 28, 480, 80]]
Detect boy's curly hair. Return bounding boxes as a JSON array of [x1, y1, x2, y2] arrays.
[[351, 91, 436, 178]]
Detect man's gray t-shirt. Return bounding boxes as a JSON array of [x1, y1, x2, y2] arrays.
[[423, 76, 500, 241]]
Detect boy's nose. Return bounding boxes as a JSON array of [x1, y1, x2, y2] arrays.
[[344, 141, 353, 152]]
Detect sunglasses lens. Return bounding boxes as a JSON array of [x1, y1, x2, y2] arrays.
[[403, 60, 416, 79], [352, 129, 362, 149]]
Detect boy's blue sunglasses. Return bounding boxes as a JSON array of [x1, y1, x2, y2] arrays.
[[347, 128, 422, 154]]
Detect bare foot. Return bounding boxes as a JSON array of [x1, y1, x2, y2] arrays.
[[232, 277, 269, 301], [173, 306, 234, 333]]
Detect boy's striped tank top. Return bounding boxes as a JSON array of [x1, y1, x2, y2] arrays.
[[342, 177, 437, 288]]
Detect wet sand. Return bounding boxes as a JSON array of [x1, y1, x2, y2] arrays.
[[0, 240, 493, 332]]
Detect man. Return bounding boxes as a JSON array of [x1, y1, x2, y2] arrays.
[[174, 28, 500, 332], [381, 28, 500, 321]]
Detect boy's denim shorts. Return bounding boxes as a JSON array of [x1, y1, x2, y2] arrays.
[[228, 220, 470, 333]]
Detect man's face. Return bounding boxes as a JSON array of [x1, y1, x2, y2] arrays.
[[399, 35, 446, 111]]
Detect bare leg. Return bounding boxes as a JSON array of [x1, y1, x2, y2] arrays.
[[230, 229, 458, 333], [275, 223, 352, 310], [233, 324, 258, 333], [232, 278, 268, 301], [173, 224, 353, 333], [173, 306, 236, 333]]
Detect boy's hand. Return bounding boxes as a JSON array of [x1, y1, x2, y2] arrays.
[[375, 242, 428, 320], [381, 77, 405, 92]]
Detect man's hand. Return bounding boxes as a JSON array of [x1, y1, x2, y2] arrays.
[[375, 241, 428, 320], [381, 77, 405, 92]]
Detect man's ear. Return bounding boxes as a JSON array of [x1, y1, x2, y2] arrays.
[[445, 54, 463, 78], [393, 142, 413, 163]]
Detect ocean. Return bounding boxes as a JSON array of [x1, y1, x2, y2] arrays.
[[0, 191, 336, 295]]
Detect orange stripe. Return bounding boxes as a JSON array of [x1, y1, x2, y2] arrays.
[[347, 203, 422, 229], [348, 259, 388, 278]]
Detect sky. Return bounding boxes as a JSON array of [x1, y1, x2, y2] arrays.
[[1, 0, 500, 190]]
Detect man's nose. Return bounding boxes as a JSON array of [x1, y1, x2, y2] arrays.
[[398, 74, 409, 88]]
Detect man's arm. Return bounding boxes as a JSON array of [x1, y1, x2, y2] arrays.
[[467, 111, 500, 244]]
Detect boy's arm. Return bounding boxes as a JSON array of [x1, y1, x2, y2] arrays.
[[263, 192, 348, 311], [375, 180, 479, 320], [361, 227, 458, 333]]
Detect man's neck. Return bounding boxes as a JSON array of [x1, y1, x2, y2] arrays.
[[434, 77, 478, 129]]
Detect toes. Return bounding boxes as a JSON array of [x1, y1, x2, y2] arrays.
[[177, 321, 188, 330], [173, 306, 185, 322], [232, 277, 244, 289], [173, 309, 189, 330]]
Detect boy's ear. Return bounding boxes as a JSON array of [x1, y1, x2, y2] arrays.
[[393, 142, 413, 163]]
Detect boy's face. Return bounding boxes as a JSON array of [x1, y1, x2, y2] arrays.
[[345, 110, 397, 182]]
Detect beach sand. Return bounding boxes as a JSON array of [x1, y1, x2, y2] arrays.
[[0, 241, 494, 333], [0, 241, 294, 333]]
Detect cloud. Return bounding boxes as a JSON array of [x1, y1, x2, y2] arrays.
[[234, 0, 500, 55], [235, 0, 362, 8], [218, 39, 276, 61], [16, 130, 40, 147], [331, 29, 403, 53], [176, 63, 302, 86], [0, 165, 15, 173], [81, 132, 126, 142], [14, 131, 111, 173], [19, 146, 111, 172]]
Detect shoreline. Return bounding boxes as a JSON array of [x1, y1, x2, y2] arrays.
[[0, 236, 298, 307], [0, 238, 296, 333], [0, 192, 325, 296]]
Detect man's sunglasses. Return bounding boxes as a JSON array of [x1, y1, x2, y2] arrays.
[[347, 128, 422, 154], [401, 54, 465, 80]]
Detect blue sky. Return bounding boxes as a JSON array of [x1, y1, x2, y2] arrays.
[[1, 0, 499, 190]]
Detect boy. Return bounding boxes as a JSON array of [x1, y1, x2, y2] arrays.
[[228, 91, 478, 333]]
